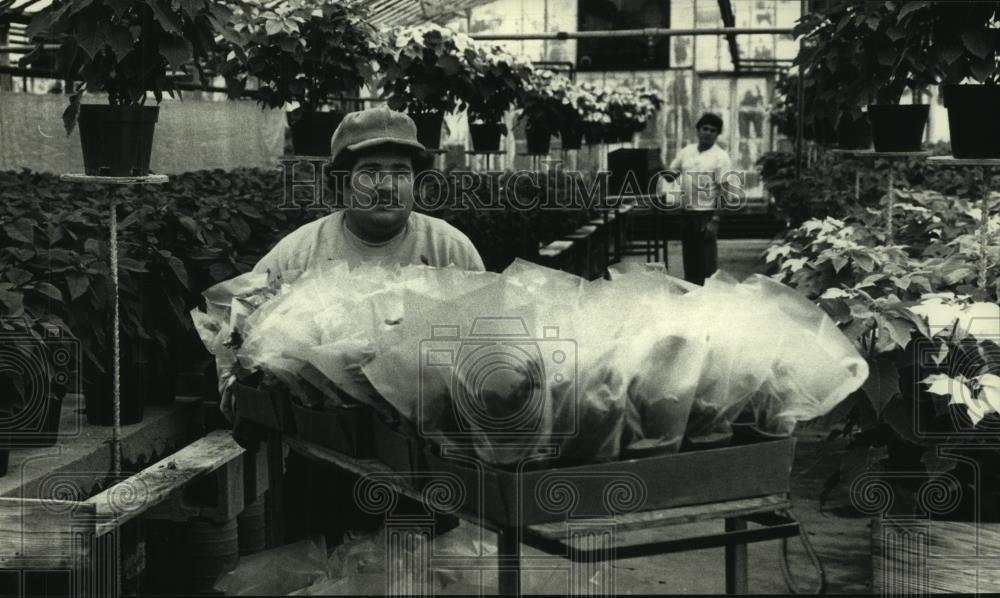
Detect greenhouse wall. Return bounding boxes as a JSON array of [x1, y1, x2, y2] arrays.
[[0, 92, 285, 174]]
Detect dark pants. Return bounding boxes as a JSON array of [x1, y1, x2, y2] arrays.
[[681, 211, 719, 285]]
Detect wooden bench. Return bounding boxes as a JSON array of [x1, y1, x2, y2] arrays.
[[0, 430, 256, 597]]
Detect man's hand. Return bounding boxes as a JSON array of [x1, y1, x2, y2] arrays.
[[660, 169, 681, 183], [219, 374, 237, 423]]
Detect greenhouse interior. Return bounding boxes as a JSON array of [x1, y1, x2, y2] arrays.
[[0, 0, 998, 595]]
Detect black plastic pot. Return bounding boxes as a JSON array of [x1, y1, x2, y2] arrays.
[[836, 113, 872, 150], [78, 105, 159, 176], [289, 111, 344, 157], [805, 118, 837, 145], [411, 112, 445, 149], [525, 126, 552, 154], [868, 104, 929, 152], [469, 122, 504, 152], [584, 124, 604, 145], [560, 126, 584, 150], [943, 84, 1000, 159]]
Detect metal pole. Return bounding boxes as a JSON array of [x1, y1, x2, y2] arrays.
[[795, 69, 803, 179], [979, 165, 991, 291], [887, 168, 894, 243], [470, 26, 793, 41]]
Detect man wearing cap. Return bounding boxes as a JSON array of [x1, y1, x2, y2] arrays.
[[660, 113, 733, 285], [226, 108, 481, 547], [253, 107, 485, 279]]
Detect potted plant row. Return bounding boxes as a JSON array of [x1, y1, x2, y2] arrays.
[[220, 0, 382, 157], [21, 0, 238, 176], [795, 1, 1000, 157]]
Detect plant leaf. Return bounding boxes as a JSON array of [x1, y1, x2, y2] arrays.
[[67, 272, 90, 300], [897, 1, 929, 19], [961, 29, 992, 60], [33, 282, 64, 302], [862, 357, 901, 415], [145, 0, 183, 34], [63, 93, 82, 135], [159, 34, 193, 70]]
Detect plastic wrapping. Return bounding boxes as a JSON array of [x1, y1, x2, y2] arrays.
[[193, 258, 869, 467], [213, 535, 328, 596]]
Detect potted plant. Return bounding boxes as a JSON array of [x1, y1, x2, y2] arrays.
[[518, 70, 571, 155], [792, 9, 877, 150], [465, 43, 533, 152], [891, 1, 1000, 158], [577, 82, 610, 146], [221, 0, 382, 157], [793, 2, 944, 152], [378, 23, 477, 149], [555, 80, 585, 150], [21, 0, 235, 176]]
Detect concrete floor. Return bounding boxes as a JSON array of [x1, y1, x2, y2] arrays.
[[617, 239, 775, 283]]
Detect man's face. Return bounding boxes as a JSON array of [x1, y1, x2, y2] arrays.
[[697, 124, 721, 146], [346, 146, 415, 242]]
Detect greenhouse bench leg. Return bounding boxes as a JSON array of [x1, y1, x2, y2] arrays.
[[725, 517, 748, 594], [497, 525, 520, 596]]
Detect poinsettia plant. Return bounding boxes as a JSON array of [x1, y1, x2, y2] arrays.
[[20, 0, 239, 132], [465, 42, 534, 124], [377, 23, 477, 116], [219, 0, 382, 116], [765, 185, 1000, 519], [517, 69, 576, 135]]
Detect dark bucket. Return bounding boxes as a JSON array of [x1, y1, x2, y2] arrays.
[[868, 104, 929, 152], [411, 112, 445, 149], [469, 122, 504, 152], [525, 126, 552, 154], [837, 113, 872, 150], [289, 111, 345, 157], [78, 105, 159, 176], [943, 84, 1000, 159]]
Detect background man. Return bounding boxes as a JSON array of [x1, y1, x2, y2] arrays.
[[661, 113, 733, 285]]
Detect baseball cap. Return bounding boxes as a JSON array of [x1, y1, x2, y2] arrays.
[[329, 107, 427, 169]]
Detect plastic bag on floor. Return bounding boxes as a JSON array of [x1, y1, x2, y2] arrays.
[[291, 524, 499, 596], [213, 535, 327, 596]]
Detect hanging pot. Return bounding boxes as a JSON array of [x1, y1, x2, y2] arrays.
[[867, 104, 929, 152], [836, 113, 872, 150], [560, 126, 584, 150], [410, 112, 445, 149], [525, 125, 552, 154], [288, 110, 345, 157], [469, 121, 504, 152], [78, 105, 159, 177], [942, 85, 1000, 159]]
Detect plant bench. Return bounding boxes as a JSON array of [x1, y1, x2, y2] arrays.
[[0, 429, 263, 596]]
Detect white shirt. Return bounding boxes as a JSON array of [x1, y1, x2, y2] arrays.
[[662, 143, 733, 211]]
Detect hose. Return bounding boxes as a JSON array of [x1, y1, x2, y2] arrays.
[[778, 509, 827, 594]]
